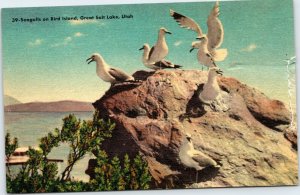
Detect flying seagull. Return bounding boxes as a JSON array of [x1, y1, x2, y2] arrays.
[[86, 53, 134, 85], [147, 27, 172, 67], [139, 43, 182, 70], [179, 133, 219, 182], [199, 67, 223, 104], [170, 1, 228, 62]]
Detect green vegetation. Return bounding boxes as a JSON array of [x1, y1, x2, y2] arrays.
[[6, 112, 152, 193]]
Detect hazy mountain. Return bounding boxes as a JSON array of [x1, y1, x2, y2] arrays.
[[4, 95, 22, 106], [4, 100, 94, 112]]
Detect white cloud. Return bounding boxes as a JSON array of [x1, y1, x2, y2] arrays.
[[241, 44, 257, 52], [69, 20, 97, 25], [50, 32, 85, 47], [64, 36, 72, 42], [29, 39, 42, 46], [74, 32, 84, 37], [174, 40, 183, 47]]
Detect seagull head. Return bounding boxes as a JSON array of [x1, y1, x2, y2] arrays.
[[86, 53, 100, 64], [209, 67, 223, 77], [190, 41, 201, 52], [139, 43, 150, 51], [159, 27, 172, 35]]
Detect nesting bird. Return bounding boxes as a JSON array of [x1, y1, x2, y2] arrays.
[[170, 1, 228, 66], [146, 27, 172, 67], [199, 67, 223, 104], [86, 53, 134, 85], [179, 133, 219, 182], [139, 43, 182, 70]]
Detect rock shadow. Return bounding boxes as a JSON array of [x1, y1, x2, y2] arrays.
[[132, 70, 156, 81], [179, 84, 206, 121]]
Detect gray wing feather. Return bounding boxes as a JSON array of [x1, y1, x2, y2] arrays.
[[170, 9, 203, 37], [207, 1, 224, 50], [192, 153, 217, 167], [148, 46, 155, 59], [109, 68, 132, 81]]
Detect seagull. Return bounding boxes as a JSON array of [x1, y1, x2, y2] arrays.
[[139, 43, 182, 70], [179, 133, 219, 182], [199, 67, 223, 104], [86, 53, 134, 85], [190, 39, 217, 70], [147, 27, 172, 67], [170, 1, 228, 62]]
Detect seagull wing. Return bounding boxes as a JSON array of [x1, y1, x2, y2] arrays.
[[170, 9, 204, 37], [148, 46, 155, 60], [192, 152, 217, 167], [109, 68, 132, 82], [207, 1, 224, 50]]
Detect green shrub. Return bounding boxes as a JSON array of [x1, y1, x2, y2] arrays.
[[6, 112, 152, 193]]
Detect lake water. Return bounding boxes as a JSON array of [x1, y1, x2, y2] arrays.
[[5, 111, 94, 182]]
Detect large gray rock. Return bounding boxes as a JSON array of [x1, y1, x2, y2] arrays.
[[89, 69, 297, 188]]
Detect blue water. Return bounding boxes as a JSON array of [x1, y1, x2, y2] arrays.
[[5, 111, 94, 182]]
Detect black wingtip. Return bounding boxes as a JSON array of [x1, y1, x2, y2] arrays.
[[174, 65, 182, 69], [170, 10, 185, 20]]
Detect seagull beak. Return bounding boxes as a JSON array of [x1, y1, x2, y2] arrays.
[[190, 48, 195, 53], [139, 47, 144, 51], [86, 57, 94, 64], [216, 69, 223, 75], [196, 37, 204, 41], [166, 31, 172, 35]]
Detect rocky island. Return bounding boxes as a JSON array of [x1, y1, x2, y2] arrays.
[[86, 69, 298, 188]]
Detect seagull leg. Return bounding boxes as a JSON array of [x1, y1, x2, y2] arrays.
[[196, 171, 199, 183]]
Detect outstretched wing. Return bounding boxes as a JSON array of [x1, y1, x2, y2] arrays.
[[207, 1, 224, 50], [109, 68, 132, 82], [170, 9, 204, 37]]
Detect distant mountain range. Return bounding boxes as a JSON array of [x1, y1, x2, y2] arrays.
[[4, 95, 22, 106], [4, 99, 94, 112]]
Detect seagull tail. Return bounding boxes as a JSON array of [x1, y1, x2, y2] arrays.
[[174, 64, 182, 69], [212, 49, 228, 62]]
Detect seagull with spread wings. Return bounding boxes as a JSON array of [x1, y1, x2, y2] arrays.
[[170, 1, 228, 65]]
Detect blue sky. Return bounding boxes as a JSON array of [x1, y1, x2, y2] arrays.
[[2, 0, 295, 103]]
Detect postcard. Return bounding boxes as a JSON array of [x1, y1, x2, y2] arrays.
[[2, 0, 298, 193]]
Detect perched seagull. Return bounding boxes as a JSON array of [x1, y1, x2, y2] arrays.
[[139, 43, 182, 70], [179, 133, 219, 182], [86, 53, 134, 85], [170, 1, 228, 62], [190, 39, 217, 70], [199, 67, 223, 104], [147, 27, 172, 66]]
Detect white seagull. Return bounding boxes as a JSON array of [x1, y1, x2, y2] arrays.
[[199, 67, 223, 104], [190, 39, 217, 70], [170, 1, 228, 62], [86, 53, 134, 85], [179, 133, 219, 182], [139, 43, 182, 70], [147, 27, 172, 66]]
